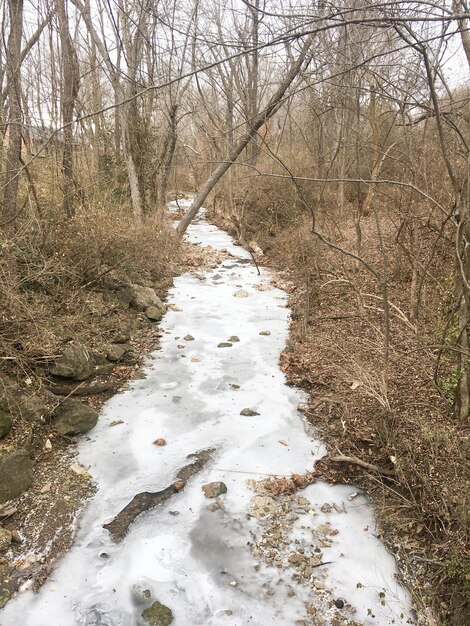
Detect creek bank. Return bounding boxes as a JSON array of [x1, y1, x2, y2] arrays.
[[0, 236, 231, 609]]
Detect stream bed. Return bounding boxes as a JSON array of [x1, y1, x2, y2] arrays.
[[1, 204, 414, 625]]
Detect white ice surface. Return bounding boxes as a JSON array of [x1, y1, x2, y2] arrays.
[[1, 204, 414, 626]]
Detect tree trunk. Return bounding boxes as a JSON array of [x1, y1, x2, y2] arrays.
[[2, 0, 24, 240], [56, 0, 80, 218], [155, 105, 178, 214]]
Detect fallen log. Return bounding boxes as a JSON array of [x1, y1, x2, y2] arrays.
[[47, 382, 115, 396], [103, 448, 215, 542]]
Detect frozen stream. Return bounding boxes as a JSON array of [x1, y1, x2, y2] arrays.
[[1, 204, 414, 625]]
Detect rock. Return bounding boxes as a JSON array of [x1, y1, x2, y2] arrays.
[[121, 349, 137, 365], [69, 463, 89, 476], [240, 408, 259, 416], [53, 399, 98, 435], [248, 240, 263, 256], [334, 599, 345, 609], [0, 503, 17, 519], [217, 342, 232, 348], [0, 410, 12, 438], [228, 336, 240, 342], [141, 601, 174, 625], [145, 306, 164, 322], [0, 529, 12, 551], [0, 375, 47, 422], [233, 289, 248, 298], [0, 449, 33, 503], [10, 530, 22, 543], [259, 330, 271, 336], [183, 335, 195, 341], [105, 344, 127, 362], [250, 495, 282, 519], [202, 482, 227, 499], [91, 350, 108, 365], [153, 438, 166, 446], [50, 344, 94, 380], [129, 284, 165, 313], [110, 420, 124, 427]]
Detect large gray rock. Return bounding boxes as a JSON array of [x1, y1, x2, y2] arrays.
[[141, 601, 173, 625], [0, 375, 47, 422], [129, 284, 165, 314], [145, 306, 163, 322], [0, 410, 12, 438], [0, 449, 33, 503], [50, 344, 94, 381], [53, 399, 98, 436]]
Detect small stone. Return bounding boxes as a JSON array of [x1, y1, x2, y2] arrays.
[[0, 504, 17, 519], [240, 408, 259, 416], [153, 438, 167, 446], [141, 600, 173, 625], [313, 580, 325, 590], [169, 511, 180, 516], [321, 503, 332, 513], [217, 342, 232, 348], [233, 289, 248, 298], [202, 481, 227, 498], [288, 553, 305, 565], [229, 383, 240, 389], [229, 580, 237, 587], [278, 439, 289, 446], [334, 599, 345, 609], [184, 335, 195, 341], [44, 438, 52, 450], [191, 355, 201, 362], [109, 420, 124, 427], [0, 529, 12, 551], [145, 306, 164, 321], [40, 482, 51, 493], [11, 530, 22, 543], [69, 463, 89, 476], [259, 330, 271, 336], [228, 336, 240, 342], [173, 480, 185, 491]]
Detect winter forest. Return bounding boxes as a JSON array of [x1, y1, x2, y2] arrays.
[[0, 1, 469, 625]]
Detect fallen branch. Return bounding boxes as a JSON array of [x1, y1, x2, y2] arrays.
[[328, 454, 397, 477], [47, 382, 115, 396]]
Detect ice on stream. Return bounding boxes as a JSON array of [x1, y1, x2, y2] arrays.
[[1, 202, 414, 625]]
